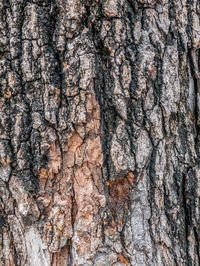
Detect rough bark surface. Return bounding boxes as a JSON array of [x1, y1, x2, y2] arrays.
[[0, 0, 200, 265]]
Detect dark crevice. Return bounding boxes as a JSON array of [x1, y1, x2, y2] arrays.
[[193, 226, 200, 264], [182, 171, 190, 265], [188, 49, 200, 144], [67, 239, 73, 266]]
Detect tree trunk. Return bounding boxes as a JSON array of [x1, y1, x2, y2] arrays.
[[0, 0, 199, 265]]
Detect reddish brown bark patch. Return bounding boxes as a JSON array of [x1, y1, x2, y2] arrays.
[[106, 171, 134, 219], [117, 252, 130, 266]]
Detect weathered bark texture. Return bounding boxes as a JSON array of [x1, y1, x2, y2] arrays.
[[0, 0, 200, 265]]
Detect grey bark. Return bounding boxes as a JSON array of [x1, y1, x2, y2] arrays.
[[0, 0, 199, 265]]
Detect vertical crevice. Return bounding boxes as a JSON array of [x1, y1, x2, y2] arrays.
[[67, 239, 73, 266], [182, 172, 190, 265], [193, 227, 200, 264]]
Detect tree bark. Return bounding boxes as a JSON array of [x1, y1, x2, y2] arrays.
[[0, 0, 199, 265]]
